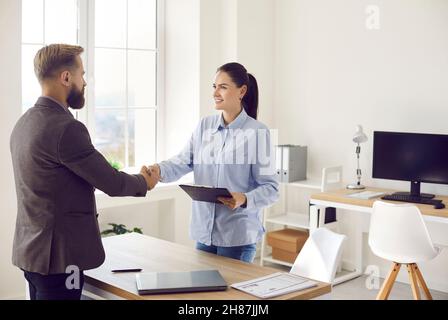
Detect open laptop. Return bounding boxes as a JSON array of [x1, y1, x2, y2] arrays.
[[136, 270, 227, 295]]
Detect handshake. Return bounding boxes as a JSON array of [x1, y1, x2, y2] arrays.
[[139, 164, 161, 191]]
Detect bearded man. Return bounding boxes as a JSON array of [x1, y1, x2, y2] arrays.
[[10, 44, 159, 300]]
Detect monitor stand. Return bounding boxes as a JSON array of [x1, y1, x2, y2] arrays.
[[392, 181, 435, 199]]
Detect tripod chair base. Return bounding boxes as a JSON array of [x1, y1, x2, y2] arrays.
[[376, 262, 433, 300]]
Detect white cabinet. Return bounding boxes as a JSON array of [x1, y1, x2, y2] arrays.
[[259, 167, 343, 268]]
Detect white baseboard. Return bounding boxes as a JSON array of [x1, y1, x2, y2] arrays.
[[2, 294, 25, 300]]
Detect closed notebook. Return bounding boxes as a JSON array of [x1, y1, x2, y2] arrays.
[[136, 270, 227, 295]]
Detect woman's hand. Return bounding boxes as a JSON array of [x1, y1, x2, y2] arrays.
[[147, 163, 162, 181], [140, 166, 160, 190], [218, 192, 247, 210]]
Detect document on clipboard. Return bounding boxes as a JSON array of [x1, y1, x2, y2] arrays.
[[179, 184, 232, 204], [231, 272, 317, 299]]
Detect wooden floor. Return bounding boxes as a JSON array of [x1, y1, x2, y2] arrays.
[[259, 259, 448, 300], [332, 275, 448, 300]]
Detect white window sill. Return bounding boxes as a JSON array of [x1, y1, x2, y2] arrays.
[[94, 173, 194, 210]]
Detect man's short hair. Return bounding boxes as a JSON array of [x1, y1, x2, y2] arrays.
[[34, 44, 84, 82]]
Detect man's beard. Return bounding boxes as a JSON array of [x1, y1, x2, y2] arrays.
[[67, 85, 85, 110]]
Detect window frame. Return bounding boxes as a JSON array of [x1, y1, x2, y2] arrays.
[[80, 0, 164, 170], [21, 0, 164, 170]]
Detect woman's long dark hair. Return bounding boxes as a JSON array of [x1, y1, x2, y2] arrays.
[[217, 62, 259, 120]]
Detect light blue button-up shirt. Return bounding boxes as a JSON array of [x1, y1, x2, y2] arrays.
[[159, 109, 279, 247]]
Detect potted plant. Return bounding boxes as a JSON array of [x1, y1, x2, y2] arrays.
[[101, 223, 143, 237]]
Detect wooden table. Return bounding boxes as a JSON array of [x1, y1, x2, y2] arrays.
[[84, 233, 330, 300]]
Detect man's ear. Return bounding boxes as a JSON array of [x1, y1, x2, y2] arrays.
[[60, 71, 71, 87]]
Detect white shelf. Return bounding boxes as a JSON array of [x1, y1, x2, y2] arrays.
[[265, 212, 310, 229], [282, 179, 322, 190], [261, 255, 294, 268], [261, 167, 343, 272]]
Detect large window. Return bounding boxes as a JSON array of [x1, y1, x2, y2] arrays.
[[21, 0, 159, 169]]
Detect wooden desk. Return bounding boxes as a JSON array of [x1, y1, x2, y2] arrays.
[[311, 187, 448, 222], [309, 187, 448, 284], [83, 233, 330, 300]]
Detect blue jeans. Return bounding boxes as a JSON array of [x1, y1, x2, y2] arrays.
[[196, 242, 257, 263]]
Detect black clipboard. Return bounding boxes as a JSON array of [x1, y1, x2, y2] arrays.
[[179, 184, 232, 204]]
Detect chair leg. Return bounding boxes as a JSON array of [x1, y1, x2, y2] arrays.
[[413, 264, 433, 300], [377, 262, 401, 300], [407, 264, 421, 300]]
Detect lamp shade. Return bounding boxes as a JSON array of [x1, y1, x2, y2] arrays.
[[352, 125, 368, 144]]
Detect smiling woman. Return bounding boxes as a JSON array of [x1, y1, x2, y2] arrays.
[[151, 62, 279, 264], [214, 62, 259, 122]]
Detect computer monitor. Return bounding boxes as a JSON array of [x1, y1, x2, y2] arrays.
[[372, 131, 448, 199]]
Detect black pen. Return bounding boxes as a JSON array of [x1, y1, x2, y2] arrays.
[[111, 268, 142, 273]]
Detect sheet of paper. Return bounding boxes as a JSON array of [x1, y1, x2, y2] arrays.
[[231, 272, 317, 299], [346, 191, 385, 199]]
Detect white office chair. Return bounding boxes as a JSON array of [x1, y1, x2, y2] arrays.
[[368, 201, 441, 300], [290, 228, 346, 284]]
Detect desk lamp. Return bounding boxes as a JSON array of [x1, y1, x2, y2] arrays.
[[347, 125, 368, 190]]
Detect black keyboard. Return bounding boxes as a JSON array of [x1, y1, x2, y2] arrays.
[[382, 194, 445, 208]]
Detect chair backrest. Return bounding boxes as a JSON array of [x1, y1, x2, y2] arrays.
[[290, 228, 346, 283], [368, 201, 438, 263], [321, 166, 343, 192]]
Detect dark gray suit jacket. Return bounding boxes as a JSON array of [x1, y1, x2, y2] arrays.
[[10, 97, 148, 275]]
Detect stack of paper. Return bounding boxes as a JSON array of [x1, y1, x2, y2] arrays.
[[231, 272, 317, 299]]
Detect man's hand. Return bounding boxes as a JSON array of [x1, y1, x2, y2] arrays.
[[148, 163, 161, 181], [218, 192, 247, 210], [140, 165, 159, 190]]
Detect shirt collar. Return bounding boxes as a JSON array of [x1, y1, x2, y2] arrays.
[[212, 108, 248, 134]]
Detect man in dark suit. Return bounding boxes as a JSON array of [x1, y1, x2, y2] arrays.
[[10, 44, 160, 300]]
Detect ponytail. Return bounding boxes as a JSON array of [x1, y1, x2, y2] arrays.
[[242, 73, 258, 120], [217, 62, 259, 120]]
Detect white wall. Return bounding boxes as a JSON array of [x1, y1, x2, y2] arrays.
[[274, 0, 448, 189], [163, 0, 200, 158], [199, 0, 275, 126], [0, 0, 25, 299], [198, 0, 225, 119], [236, 0, 274, 128], [274, 0, 448, 291]]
